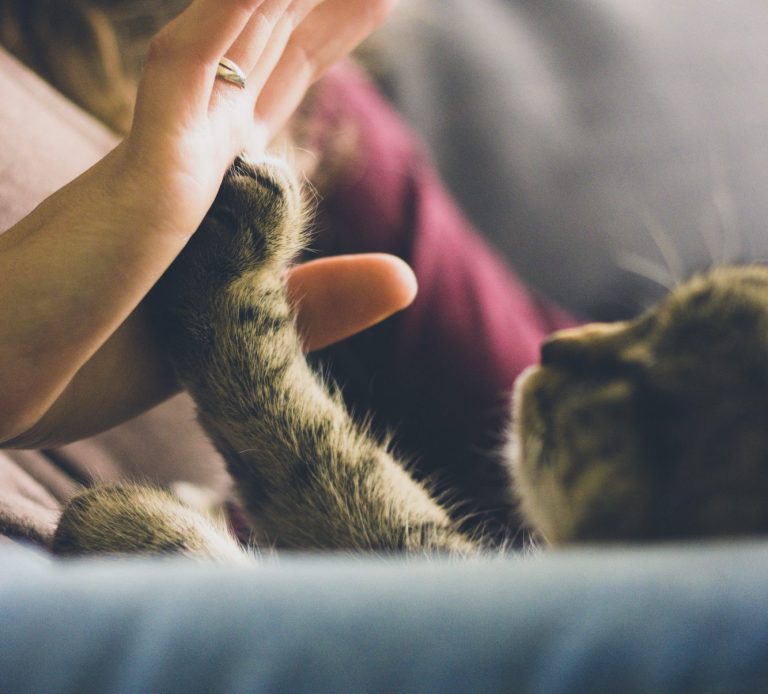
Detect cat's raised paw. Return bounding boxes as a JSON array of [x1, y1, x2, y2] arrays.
[[214, 156, 305, 271], [162, 155, 305, 297]]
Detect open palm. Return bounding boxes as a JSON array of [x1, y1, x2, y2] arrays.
[[122, 0, 395, 238]]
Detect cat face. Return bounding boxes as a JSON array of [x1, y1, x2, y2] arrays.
[[510, 266, 768, 544]]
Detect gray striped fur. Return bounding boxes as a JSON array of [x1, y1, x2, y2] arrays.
[[54, 158, 477, 560]]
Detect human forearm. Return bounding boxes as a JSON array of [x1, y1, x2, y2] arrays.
[[1, 250, 417, 449], [2, 304, 178, 448], [0, 144, 199, 442]]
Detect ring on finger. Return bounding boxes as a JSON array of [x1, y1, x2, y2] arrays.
[[216, 57, 247, 89]]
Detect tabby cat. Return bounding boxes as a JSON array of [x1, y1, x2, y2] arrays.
[[53, 158, 768, 560]]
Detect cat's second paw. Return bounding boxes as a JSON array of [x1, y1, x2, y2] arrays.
[[52, 485, 249, 562]]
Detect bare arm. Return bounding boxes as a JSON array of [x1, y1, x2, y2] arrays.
[[0, 0, 404, 447]]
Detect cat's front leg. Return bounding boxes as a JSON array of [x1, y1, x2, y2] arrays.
[[154, 158, 479, 554]]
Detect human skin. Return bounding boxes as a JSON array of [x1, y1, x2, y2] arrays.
[[0, 0, 412, 447]]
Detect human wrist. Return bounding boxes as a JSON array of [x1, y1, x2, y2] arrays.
[[94, 139, 217, 244]]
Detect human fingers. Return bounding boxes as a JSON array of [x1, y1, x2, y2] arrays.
[[209, 0, 293, 116], [287, 254, 418, 352], [208, 0, 322, 124], [242, 0, 322, 86], [255, 0, 397, 135], [225, 0, 299, 76], [207, 0, 323, 136], [133, 0, 266, 130]]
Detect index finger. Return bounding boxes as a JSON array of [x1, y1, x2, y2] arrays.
[[255, 0, 397, 135]]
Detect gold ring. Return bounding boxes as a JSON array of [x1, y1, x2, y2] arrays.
[[216, 57, 246, 89]]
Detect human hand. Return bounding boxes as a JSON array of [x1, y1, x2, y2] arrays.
[[120, 0, 396, 239]]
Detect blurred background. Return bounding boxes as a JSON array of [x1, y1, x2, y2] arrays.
[[367, 0, 768, 319]]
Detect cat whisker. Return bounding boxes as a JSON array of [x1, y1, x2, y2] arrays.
[[615, 250, 677, 291], [292, 146, 319, 166], [638, 208, 685, 284], [698, 207, 723, 269], [299, 170, 321, 207], [703, 146, 742, 266]]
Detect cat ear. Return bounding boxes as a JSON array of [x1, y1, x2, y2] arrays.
[[541, 321, 653, 367], [541, 322, 627, 364]]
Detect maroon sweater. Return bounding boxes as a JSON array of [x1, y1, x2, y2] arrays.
[[305, 66, 575, 538]]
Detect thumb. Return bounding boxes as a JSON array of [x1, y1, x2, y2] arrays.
[[287, 253, 418, 352]]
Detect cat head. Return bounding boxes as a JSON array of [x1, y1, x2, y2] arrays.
[[510, 265, 768, 544]]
